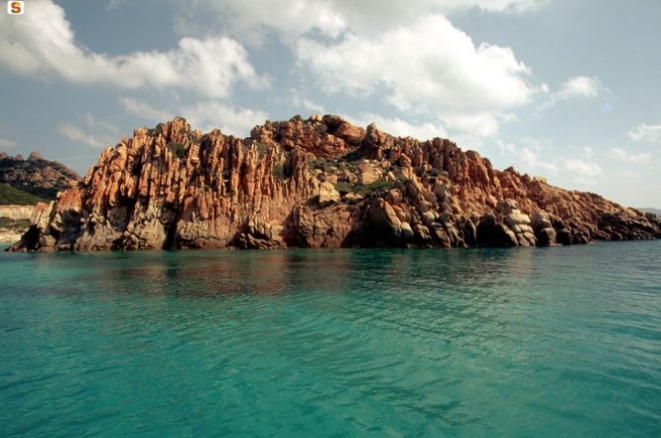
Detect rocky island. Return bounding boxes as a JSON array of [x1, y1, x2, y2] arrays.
[[9, 115, 661, 252]]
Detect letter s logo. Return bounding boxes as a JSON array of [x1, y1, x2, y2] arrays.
[[7, 1, 24, 15]]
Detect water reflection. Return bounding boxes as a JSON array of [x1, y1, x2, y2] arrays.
[[86, 249, 362, 298], [93, 248, 541, 299]]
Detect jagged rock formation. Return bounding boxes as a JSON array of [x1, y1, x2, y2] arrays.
[[9, 115, 661, 252], [0, 152, 80, 199]]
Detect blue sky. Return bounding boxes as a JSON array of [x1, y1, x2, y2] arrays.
[[1, 0, 659, 207]]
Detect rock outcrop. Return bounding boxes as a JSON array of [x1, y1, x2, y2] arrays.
[[0, 152, 80, 199], [0, 204, 35, 220], [9, 115, 661, 252]]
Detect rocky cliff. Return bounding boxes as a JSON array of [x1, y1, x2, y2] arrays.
[[0, 152, 80, 199], [9, 115, 661, 252]]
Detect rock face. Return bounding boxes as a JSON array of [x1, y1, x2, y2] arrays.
[[9, 115, 661, 252], [0, 152, 80, 199], [0, 205, 35, 220]]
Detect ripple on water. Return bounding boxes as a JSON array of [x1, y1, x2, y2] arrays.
[[1, 243, 661, 437]]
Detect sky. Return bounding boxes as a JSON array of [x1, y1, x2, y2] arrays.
[[0, 0, 660, 208]]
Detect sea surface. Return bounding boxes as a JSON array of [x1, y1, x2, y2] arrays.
[[1, 241, 660, 437]]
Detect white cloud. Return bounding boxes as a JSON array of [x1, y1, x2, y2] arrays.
[[351, 114, 448, 140], [298, 15, 533, 112], [440, 0, 546, 13], [335, 0, 548, 32], [535, 76, 604, 114], [184, 102, 269, 135], [0, 0, 269, 98], [121, 98, 173, 122], [105, 0, 122, 10], [175, 0, 546, 43], [498, 138, 559, 176], [564, 158, 603, 177], [58, 125, 115, 149], [609, 147, 651, 165], [0, 138, 18, 149], [612, 170, 639, 179], [57, 113, 120, 148], [82, 114, 118, 135], [297, 14, 536, 140], [628, 123, 661, 143], [173, 0, 346, 45], [290, 90, 326, 115], [120, 98, 268, 137], [564, 158, 603, 186], [442, 113, 504, 138], [557, 76, 602, 99]]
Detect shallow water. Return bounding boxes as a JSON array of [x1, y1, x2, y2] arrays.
[[1, 242, 660, 437]]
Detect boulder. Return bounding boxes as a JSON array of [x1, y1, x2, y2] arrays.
[[476, 214, 518, 247], [318, 182, 340, 206]]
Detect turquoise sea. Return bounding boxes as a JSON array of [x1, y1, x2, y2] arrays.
[[1, 241, 660, 437]]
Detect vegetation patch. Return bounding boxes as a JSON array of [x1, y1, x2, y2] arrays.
[[334, 181, 354, 194], [357, 179, 397, 195], [428, 168, 446, 177], [0, 183, 47, 205], [152, 123, 165, 136], [0, 218, 30, 230], [335, 179, 397, 197], [250, 141, 270, 158], [167, 142, 187, 159], [273, 163, 286, 181]]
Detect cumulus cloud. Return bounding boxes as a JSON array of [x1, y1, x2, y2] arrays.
[[170, 0, 544, 141], [564, 158, 603, 186], [297, 14, 535, 139], [535, 76, 604, 114], [564, 158, 603, 177], [174, 0, 546, 43], [58, 125, 116, 148], [498, 137, 559, 176], [441, 0, 546, 13], [121, 98, 268, 136], [351, 114, 448, 140], [174, 0, 346, 44], [298, 15, 533, 111], [332, 0, 547, 33], [557, 76, 602, 99], [183, 102, 269, 135], [121, 98, 173, 123], [628, 123, 661, 143], [442, 113, 506, 138], [609, 148, 651, 165], [58, 125, 104, 148], [0, 0, 269, 98], [57, 114, 120, 148], [290, 90, 326, 115]]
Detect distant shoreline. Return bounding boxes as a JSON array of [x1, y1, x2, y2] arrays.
[[0, 232, 22, 246]]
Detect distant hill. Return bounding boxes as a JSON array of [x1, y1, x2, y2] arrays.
[[0, 152, 80, 201]]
